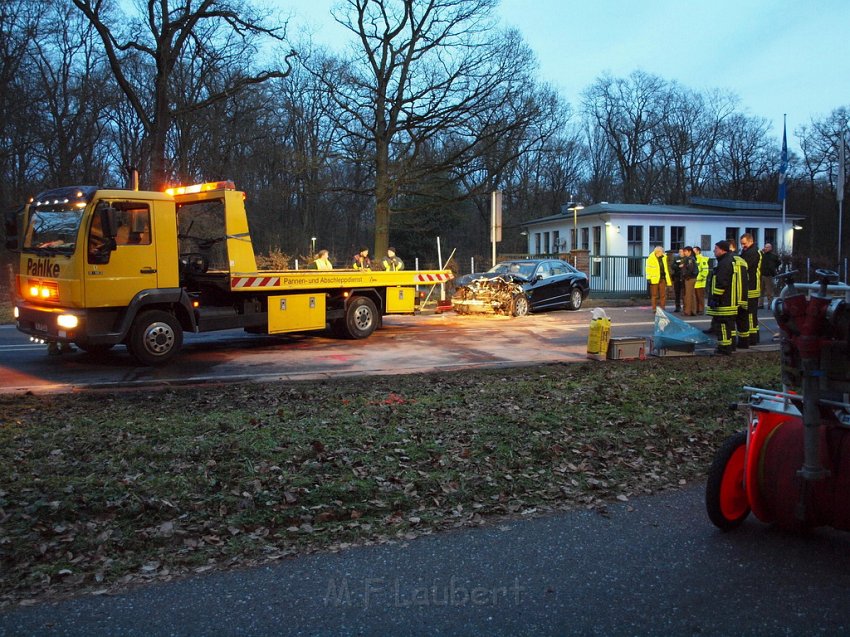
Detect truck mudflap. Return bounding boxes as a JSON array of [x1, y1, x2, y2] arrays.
[[15, 288, 196, 346]]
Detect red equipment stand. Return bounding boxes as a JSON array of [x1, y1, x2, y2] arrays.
[[706, 269, 850, 532]]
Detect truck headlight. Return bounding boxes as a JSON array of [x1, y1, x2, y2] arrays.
[[57, 314, 79, 329]]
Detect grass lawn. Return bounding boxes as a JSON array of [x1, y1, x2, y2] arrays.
[[0, 352, 780, 607]]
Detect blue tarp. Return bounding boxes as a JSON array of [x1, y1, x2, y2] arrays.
[[653, 307, 715, 348]]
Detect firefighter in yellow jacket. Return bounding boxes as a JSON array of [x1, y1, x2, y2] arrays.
[[693, 246, 710, 314], [645, 246, 672, 312], [707, 240, 739, 355]]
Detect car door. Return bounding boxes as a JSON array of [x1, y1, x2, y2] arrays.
[[528, 261, 557, 308], [84, 199, 158, 308], [548, 261, 572, 307]]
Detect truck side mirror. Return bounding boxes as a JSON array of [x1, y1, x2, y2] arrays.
[[4, 206, 22, 251], [100, 206, 118, 242], [88, 205, 118, 264]]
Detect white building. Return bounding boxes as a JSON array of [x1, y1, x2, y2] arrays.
[[522, 197, 802, 296]]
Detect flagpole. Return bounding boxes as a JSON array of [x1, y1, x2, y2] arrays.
[[835, 126, 845, 271], [780, 114, 788, 255]]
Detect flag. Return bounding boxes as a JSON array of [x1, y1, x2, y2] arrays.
[[778, 118, 788, 202]]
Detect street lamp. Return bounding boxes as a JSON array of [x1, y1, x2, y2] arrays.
[[568, 203, 584, 250], [310, 236, 317, 255]]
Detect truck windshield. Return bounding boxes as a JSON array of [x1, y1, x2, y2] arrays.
[[23, 204, 85, 255], [22, 186, 97, 255]]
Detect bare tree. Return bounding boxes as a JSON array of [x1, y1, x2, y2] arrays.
[[583, 71, 670, 203], [797, 107, 850, 259], [317, 0, 542, 258], [28, 2, 114, 185], [71, 0, 296, 189], [707, 112, 774, 200], [0, 0, 50, 206], [656, 87, 736, 203]]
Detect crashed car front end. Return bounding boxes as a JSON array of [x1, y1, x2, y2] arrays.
[[451, 275, 526, 315]]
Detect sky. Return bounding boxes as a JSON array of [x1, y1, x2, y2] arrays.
[[278, 0, 850, 151]]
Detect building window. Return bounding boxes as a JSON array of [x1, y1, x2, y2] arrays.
[[700, 234, 712, 251], [745, 227, 759, 244], [592, 226, 601, 276], [535, 233, 541, 255], [553, 230, 560, 252], [726, 227, 739, 242], [649, 225, 664, 248], [543, 231, 550, 254], [670, 226, 685, 251], [581, 227, 589, 250], [627, 225, 643, 277], [764, 228, 777, 247], [571, 228, 577, 250]]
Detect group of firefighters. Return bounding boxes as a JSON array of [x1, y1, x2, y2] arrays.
[[646, 236, 780, 355]]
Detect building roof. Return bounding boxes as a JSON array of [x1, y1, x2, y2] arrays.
[[524, 198, 802, 228]]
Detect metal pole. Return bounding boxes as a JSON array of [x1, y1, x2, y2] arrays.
[[839, 131, 845, 266], [437, 236, 445, 301]]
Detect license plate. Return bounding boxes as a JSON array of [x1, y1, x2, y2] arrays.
[[34, 322, 48, 332]]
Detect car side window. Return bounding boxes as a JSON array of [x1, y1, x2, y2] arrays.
[[551, 264, 567, 276], [536, 263, 552, 278]]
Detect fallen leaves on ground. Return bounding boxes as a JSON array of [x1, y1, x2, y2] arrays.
[[0, 353, 780, 607]]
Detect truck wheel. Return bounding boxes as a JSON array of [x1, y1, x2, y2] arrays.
[[342, 297, 378, 339], [705, 431, 750, 531], [127, 310, 183, 365]]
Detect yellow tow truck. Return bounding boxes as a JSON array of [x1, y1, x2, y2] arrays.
[[7, 181, 452, 365]]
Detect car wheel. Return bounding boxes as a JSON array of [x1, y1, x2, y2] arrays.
[[511, 295, 530, 317], [705, 431, 750, 531], [567, 287, 584, 310], [127, 309, 183, 366]]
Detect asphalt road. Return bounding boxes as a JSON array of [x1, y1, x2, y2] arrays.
[[0, 306, 779, 394], [2, 485, 848, 637]]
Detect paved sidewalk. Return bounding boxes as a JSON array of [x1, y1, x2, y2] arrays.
[[2, 486, 849, 637]]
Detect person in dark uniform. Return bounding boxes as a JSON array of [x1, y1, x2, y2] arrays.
[[707, 240, 739, 355], [671, 248, 685, 312], [352, 247, 371, 270], [760, 242, 780, 309], [739, 233, 762, 344]]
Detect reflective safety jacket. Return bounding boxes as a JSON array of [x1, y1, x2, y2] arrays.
[[645, 253, 672, 285], [741, 245, 762, 298], [695, 254, 710, 289], [707, 252, 738, 317]]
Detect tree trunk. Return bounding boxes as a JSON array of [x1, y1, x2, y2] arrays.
[[374, 129, 390, 261]]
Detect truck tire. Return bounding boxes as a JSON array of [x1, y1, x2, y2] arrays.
[[342, 296, 378, 339], [127, 309, 183, 365]]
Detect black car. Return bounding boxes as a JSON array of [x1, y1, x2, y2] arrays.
[[451, 259, 590, 316]]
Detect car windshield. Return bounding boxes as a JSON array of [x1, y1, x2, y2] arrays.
[[490, 262, 536, 278], [23, 204, 85, 255]]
